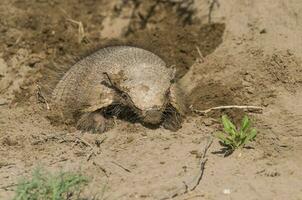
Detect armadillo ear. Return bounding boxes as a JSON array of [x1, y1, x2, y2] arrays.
[[170, 65, 177, 83], [169, 82, 187, 116]]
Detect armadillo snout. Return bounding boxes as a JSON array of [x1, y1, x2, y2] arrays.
[[142, 107, 163, 124]]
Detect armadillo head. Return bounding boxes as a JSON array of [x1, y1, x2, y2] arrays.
[[100, 46, 182, 127], [121, 62, 173, 125], [116, 49, 174, 125]]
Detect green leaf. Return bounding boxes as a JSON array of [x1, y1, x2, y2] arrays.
[[242, 129, 257, 146], [216, 132, 234, 148], [238, 135, 248, 146], [248, 129, 257, 141], [225, 137, 235, 146], [222, 115, 236, 135], [13, 168, 88, 200], [241, 115, 250, 133], [217, 115, 257, 152], [230, 128, 238, 139]]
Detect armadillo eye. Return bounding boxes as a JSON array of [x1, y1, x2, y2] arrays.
[[121, 93, 129, 100]]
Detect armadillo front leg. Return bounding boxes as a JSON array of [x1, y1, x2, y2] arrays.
[[76, 111, 113, 133], [162, 106, 183, 132]]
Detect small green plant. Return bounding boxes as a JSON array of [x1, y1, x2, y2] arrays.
[[13, 168, 89, 200], [216, 115, 257, 153]]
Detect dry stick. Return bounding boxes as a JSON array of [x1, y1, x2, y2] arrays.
[[162, 138, 213, 200], [189, 137, 213, 191], [75, 136, 94, 149], [195, 46, 205, 63], [86, 150, 96, 162], [98, 136, 107, 146], [111, 161, 131, 173], [190, 105, 263, 115], [75, 136, 98, 161], [50, 158, 68, 165], [92, 161, 109, 178]]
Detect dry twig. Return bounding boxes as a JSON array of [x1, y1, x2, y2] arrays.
[[50, 158, 68, 165], [195, 46, 204, 62], [189, 137, 213, 191], [111, 161, 131, 173], [190, 105, 263, 115], [86, 150, 96, 161], [93, 161, 109, 178], [74, 136, 98, 161], [66, 18, 85, 43], [161, 137, 213, 199], [75, 136, 94, 149]]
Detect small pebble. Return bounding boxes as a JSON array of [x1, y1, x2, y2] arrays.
[[260, 28, 267, 34], [223, 188, 231, 194]]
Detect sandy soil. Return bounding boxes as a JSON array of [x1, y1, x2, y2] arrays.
[[0, 0, 302, 199]]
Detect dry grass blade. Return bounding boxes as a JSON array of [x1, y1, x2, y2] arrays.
[[111, 161, 131, 173], [190, 105, 263, 115], [66, 18, 85, 43], [195, 46, 204, 62], [59, 7, 85, 43]]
